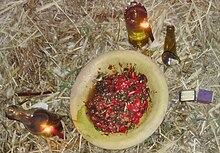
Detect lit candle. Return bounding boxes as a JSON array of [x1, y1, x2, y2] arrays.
[[41, 123, 64, 139], [124, 1, 154, 48], [5, 105, 64, 139]]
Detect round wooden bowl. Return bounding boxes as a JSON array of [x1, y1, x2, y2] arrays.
[[70, 50, 169, 150]]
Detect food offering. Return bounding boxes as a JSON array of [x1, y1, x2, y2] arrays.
[[86, 65, 150, 134], [70, 50, 168, 150]]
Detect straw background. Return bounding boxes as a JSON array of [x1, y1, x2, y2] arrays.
[[0, 0, 219, 152]]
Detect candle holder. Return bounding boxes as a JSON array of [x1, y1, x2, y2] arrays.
[[162, 25, 181, 66], [124, 1, 154, 48], [5, 105, 64, 139]]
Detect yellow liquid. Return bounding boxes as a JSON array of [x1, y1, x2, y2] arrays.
[[128, 30, 148, 48]]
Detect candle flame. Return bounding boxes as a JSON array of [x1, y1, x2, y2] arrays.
[[40, 124, 64, 138], [140, 21, 150, 28], [41, 124, 53, 134], [44, 126, 53, 133]]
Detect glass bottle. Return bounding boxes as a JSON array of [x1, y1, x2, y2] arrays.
[[162, 25, 181, 66], [5, 105, 64, 138], [124, 1, 154, 48]]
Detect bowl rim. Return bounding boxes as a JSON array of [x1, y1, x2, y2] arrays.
[[70, 50, 169, 150]]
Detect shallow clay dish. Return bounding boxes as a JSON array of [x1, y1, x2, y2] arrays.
[[70, 50, 169, 150]]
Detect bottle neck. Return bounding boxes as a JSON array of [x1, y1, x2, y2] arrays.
[[15, 110, 32, 124], [164, 32, 176, 53], [6, 106, 33, 125]]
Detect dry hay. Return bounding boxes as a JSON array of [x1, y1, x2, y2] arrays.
[[0, 0, 220, 152]]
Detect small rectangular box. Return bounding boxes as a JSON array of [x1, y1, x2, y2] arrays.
[[179, 90, 196, 102], [197, 89, 213, 104]]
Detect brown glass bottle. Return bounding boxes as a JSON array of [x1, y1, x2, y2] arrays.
[[124, 2, 154, 48], [5, 105, 64, 138], [162, 25, 181, 66]]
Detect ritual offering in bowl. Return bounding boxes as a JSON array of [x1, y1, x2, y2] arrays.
[[70, 50, 169, 150]]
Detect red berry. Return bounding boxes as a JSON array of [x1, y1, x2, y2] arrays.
[[119, 125, 127, 133]]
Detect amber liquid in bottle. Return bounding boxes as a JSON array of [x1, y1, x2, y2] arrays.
[[124, 2, 154, 48]]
